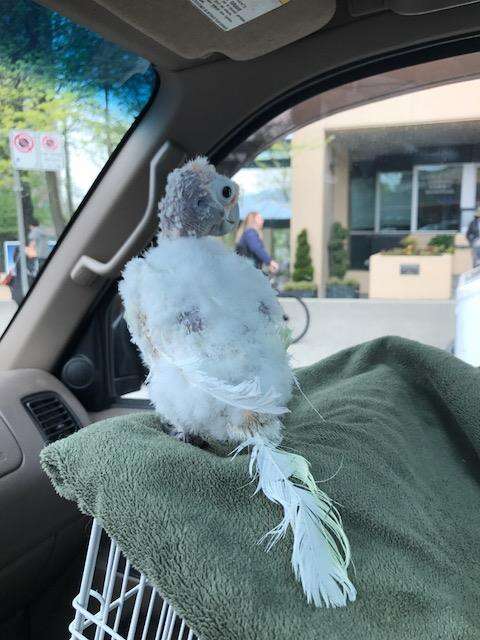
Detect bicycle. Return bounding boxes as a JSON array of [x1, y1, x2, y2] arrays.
[[270, 276, 310, 345]]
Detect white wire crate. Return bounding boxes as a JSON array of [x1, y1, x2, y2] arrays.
[[70, 519, 197, 640]]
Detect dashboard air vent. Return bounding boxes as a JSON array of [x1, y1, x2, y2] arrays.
[[23, 392, 80, 443]]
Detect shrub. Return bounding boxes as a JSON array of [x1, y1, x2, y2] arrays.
[[327, 277, 359, 288], [328, 222, 349, 279], [292, 229, 314, 282], [428, 234, 454, 252], [283, 280, 317, 291], [383, 234, 454, 256]]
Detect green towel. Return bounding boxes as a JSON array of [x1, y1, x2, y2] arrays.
[[41, 336, 480, 640]]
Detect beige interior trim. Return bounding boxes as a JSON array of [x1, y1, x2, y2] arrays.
[[40, 0, 336, 62], [70, 141, 184, 286], [89, 0, 336, 60]]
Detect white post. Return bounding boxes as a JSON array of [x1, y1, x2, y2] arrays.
[[460, 163, 477, 234], [12, 170, 29, 296]]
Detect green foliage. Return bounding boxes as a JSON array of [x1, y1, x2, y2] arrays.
[[327, 277, 359, 288], [283, 280, 317, 292], [398, 235, 419, 254], [328, 222, 349, 279], [0, 0, 155, 249], [331, 222, 348, 241], [292, 229, 314, 282], [428, 235, 454, 251], [383, 234, 454, 256], [0, 189, 17, 237]]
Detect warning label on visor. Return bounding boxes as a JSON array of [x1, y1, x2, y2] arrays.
[[189, 0, 290, 31]]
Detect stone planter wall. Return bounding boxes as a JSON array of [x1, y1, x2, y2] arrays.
[[369, 253, 453, 300]]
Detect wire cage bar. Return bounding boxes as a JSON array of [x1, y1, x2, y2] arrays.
[[70, 519, 197, 640]]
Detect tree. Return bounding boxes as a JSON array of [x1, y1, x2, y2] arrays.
[[293, 229, 314, 282], [0, 0, 155, 253], [328, 222, 349, 279], [0, 60, 78, 236]]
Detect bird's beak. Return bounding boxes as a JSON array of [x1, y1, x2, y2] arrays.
[[225, 185, 240, 224], [225, 201, 239, 227]]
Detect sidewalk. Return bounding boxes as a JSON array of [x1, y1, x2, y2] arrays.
[[286, 298, 455, 368]]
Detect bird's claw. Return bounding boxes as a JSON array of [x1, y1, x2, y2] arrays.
[[170, 428, 208, 449]]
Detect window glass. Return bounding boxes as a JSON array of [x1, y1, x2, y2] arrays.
[[350, 172, 375, 231], [476, 166, 480, 208], [416, 165, 462, 231], [232, 140, 291, 273], [378, 171, 412, 231], [220, 51, 480, 370], [0, 0, 156, 336]]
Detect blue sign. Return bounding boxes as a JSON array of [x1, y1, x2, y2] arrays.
[[3, 239, 56, 274]]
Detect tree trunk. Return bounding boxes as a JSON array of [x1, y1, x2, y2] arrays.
[[63, 124, 74, 216], [45, 171, 66, 237], [104, 85, 113, 156], [20, 177, 35, 239]]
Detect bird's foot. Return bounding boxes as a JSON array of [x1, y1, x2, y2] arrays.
[[170, 428, 209, 449]]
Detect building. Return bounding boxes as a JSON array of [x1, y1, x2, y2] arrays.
[[290, 79, 480, 295]]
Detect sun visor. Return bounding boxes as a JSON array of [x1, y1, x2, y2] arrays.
[[89, 0, 336, 61]]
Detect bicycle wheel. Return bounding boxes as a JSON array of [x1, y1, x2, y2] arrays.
[[278, 294, 310, 344]]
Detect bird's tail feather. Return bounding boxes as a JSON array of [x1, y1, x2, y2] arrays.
[[232, 431, 356, 608]]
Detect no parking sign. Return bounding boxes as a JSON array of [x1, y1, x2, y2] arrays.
[[39, 132, 64, 171], [9, 130, 38, 170], [9, 130, 65, 171]]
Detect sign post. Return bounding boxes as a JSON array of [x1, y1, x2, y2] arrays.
[[12, 170, 29, 296], [8, 130, 65, 297]]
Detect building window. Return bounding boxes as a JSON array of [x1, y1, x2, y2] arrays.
[[350, 172, 375, 231], [350, 163, 464, 235], [377, 171, 412, 232], [414, 165, 462, 231]]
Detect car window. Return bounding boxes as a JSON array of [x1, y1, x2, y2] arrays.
[[0, 0, 156, 336], [220, 51, 480, 369]]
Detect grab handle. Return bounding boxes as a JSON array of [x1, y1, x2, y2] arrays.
[[70, 140, 184, 286]]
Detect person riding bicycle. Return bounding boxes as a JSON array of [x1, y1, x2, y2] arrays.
[[235, 211, 279, 273]]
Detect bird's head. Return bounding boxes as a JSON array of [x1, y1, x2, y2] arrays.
[[159, 156, 240, 238]]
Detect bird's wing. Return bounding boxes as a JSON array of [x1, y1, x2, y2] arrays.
[[119, 257, 160, 368], [160, 352, 289, 416]]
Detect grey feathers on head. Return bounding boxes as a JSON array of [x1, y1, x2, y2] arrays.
[[119, 156, 356, 608], [159, 156, 240, 238]]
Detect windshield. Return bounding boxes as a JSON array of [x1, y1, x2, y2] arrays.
[[0, 0, 157, 333]]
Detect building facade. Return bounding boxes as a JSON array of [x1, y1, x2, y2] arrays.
[[290, 79, 480, 295]]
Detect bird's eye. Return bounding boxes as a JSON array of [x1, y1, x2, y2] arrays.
[[222, 185, 232, 199]]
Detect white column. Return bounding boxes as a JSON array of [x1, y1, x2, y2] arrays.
[[460, 163, 477, 233]]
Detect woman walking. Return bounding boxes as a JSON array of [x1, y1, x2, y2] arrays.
[[235, 211, 279, 273]]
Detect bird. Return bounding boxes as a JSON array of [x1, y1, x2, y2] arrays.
[[119, 156, 356, 608]]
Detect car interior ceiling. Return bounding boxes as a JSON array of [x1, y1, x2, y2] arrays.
[[2, 0, 480, 637]]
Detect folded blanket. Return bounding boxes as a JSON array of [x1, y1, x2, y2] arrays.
[[41, 336, 480, 640]]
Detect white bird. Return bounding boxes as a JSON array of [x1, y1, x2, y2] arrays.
[[119, 156, 356, 608]]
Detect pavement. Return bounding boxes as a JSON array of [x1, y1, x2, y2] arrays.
[[283, 298, 455, 368], [0, 298, 456, 395]]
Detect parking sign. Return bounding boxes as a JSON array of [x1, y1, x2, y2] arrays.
[[39, 132, 65, 171], [9, 130, 65, 171], [9, 130, 38, 170]]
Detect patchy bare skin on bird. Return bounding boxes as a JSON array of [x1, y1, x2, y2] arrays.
[[119, 156, 356, 608]]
